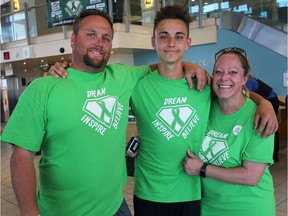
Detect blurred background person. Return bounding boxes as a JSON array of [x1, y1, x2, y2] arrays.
[[246, 75, 280, 161]]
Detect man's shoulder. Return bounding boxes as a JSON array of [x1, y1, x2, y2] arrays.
[[30, 75, 62, 84], [25, 76, 64, 94]]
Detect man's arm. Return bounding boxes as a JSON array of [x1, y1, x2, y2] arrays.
[[10, 146, 39, 216], [48, 62, 210, 91], [250, 92, 278, 138]]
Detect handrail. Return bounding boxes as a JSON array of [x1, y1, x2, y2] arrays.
[[220, 11, 287, 57]]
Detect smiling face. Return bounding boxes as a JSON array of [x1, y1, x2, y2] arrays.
[[213, 53, 248, 101], [151, 19, 191, 65], [71, 15, 113, 72]]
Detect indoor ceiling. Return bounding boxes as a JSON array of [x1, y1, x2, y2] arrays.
[[1, 54, 71, 74]]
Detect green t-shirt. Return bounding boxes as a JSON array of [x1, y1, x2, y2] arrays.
[[200, 98, 275, 216], [1, 64, 149, 216], [131, 71, 211, 202]]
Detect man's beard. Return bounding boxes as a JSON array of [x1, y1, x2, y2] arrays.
[[83, 54, 108, 70]]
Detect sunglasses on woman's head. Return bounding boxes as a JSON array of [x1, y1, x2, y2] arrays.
[[215, 47, 247, 61]]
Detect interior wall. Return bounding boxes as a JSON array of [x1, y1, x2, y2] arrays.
[[108, 53, 134, 66], [134, 28, 287, 96]]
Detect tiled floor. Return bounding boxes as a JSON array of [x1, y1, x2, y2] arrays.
[[1, 127, 287, 215]]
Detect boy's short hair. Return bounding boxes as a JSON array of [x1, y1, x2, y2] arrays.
[[153, 6, 193, 37]]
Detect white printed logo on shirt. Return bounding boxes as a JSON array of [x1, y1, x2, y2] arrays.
[[152, 104, 200, 140], [83, 96, 117, 127], [81, 95, 124, 135], [199, 135, 230, 166]]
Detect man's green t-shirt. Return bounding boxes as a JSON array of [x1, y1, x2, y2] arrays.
[[131, 71, 211, 202], [1, 64, 149, 216]]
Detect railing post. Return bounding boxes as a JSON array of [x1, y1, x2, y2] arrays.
[[62, 25, 68, 39], [198, 0, 203, 28], [108, 0, 113, 22], [154, 0, 159, 15], [124, 0, 129, 32], [24, 2, 31, 45]]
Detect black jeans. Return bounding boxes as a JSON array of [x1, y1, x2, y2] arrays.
[[133, 195, 200, 216]]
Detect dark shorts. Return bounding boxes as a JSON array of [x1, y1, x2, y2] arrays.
[[133, 195, 200, 216], [114, 199, 132, 216]]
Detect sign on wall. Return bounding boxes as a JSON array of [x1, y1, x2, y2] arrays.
[[46, 0, 108, 28]]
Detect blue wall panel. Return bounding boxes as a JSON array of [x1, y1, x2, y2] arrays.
[[134, 29, 287, 95]]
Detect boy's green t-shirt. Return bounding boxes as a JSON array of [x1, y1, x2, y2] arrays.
[[131, 71, 211, 202], [1, 64, 149, 216], [200, 98, 275, 216]]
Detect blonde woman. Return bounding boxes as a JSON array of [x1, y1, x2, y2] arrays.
[[184, 47, 275, 216]]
